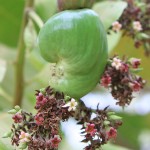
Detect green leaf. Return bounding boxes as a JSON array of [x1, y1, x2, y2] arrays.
[[107, 31, 122, 53], [93, 1, 127, 30], [0, 0, 24, 47], [130, 68, 143, 73]]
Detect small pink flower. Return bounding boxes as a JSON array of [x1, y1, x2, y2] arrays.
[[50, 135, 61, 149], [36, 92, 47, 107], [85, 123, 97, 136], [133, 21, 142, 31], [106, 127, 117, 140], [120, 63, 129, 73], [112, 21, 122, 32], [129, 81, 141, 92], [129, 58, 141, 68], [12, 113, 23, 123], [62, 98, 78, 111], [101, 75, 111, 88], [111, 57, 122, 70], [35, 114, 44, 125], [19, 131, 31, 143]]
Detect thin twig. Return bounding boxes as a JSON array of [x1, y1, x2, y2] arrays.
[[28, 10, 44, 29]]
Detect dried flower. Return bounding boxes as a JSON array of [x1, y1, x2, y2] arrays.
[[62, 98, 78, 111], [19, 131, 31, 143], [85, 123, 97, 136], [106, 127, 117, 140], [12, 113, 23, 123], [111, 57, 122, 70], [50, 135, 61, 149], [78, 103, 123, 149], [133, 21, 143, 31], [34, 113, 44, 125], [36, 92, 47, 108], [101, 75, 111, 88], [112, 21, 122, 32]]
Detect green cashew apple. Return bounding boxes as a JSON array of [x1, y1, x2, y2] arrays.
[[38, 9, 108, 99]]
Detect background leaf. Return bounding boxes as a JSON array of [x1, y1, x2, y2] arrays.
[[0, 113, 13, 150], [92, 1, 127, 30], [0, 0, 24, 47], [107, 31, 122, 53]]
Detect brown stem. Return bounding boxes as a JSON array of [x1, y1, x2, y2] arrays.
[[13, 0, 34, 106], [57, 0, 95, 11]]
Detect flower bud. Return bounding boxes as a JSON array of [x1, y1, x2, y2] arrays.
[[104, 120, 110, 126], [14, 105, 21, 111], [109, 115, 122, 120]]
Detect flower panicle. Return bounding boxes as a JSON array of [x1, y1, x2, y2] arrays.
[[100, 56, 146, 106]]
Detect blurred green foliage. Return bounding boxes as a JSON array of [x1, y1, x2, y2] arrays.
[[0, 0, 24, 47]]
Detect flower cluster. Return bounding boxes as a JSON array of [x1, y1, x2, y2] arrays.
[[100, 56, 145, 106], [5, 57, 145, 149], [75, 102, 122, 150], [111, 0, 150, 55], [8, 87, 77, 150], [6, 86, 123, 150]]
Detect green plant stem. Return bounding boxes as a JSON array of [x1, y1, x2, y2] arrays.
[[13, 0, 34, 106], [28, 10, 44, 28]]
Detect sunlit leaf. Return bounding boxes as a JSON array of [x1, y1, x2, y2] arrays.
[[93, 1, 127, 30]]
